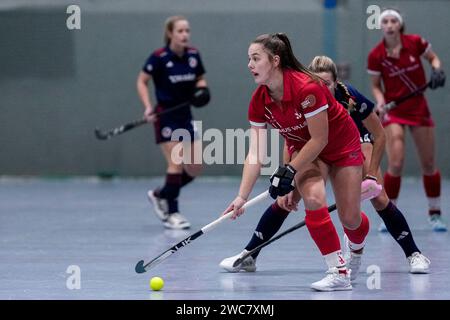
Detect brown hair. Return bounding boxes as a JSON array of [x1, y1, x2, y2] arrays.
[[308, 55, 356, 112], [252, 33, 320, 81], [164, 15, 188, 46]]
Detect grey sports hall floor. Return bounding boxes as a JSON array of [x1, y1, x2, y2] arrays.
[[1, 176, 449, 300]]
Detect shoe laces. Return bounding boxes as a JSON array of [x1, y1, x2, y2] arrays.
[[169, 213, 186, 222], [325, 267, 349, 279], [409, 252, 430, 266]]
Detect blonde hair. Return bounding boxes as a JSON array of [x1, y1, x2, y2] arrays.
[[308, 56, 338, 81], [164, 15, 188, 46], [308, 55, 356, 112]]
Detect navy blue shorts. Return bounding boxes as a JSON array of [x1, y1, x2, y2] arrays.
[[154, 115, 198, 144]]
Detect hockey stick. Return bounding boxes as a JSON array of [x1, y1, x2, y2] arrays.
[[94, 102, 190, 140], [232, 182, 382, 268], [135, 190, 270, 274], [383, 81, 430, 112]]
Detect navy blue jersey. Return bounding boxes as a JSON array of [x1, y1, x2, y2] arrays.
[[335, 83, 375, 143], [142, 46, 205, 119]]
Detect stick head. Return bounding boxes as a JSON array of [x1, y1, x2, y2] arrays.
[[135, 260, 146, 274], [94, 128, 108, 140]]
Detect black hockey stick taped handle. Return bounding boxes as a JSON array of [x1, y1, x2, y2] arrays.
[[383, 81, 430, 112], [95, 102, 190, 141]]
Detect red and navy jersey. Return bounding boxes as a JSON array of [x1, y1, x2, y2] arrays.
[[142, 46, 205, 117], [335, 83, 375, 143], [367, 34, 431, 124], [248, 69, 360, 160]]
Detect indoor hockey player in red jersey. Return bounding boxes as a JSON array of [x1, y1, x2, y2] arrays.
[[368, 8, 446, 232], [221, 33, 376, 291]]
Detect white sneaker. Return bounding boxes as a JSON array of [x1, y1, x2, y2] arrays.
[[219, 250, 257, 272], [408, 252, 431, 274], [344, 234, 363, 281], [310, 267, 352, 291], [147, 190, 169, 222], [378, 221, 388, 233], [164, 212, 191, 230], [428, 214, 447, 232]]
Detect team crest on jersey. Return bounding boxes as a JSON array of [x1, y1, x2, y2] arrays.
[[161, 127, 173, 138], [409, 55, 415, 63], [166, 61, 174, 68], [294, 110, 302, 119], [359, 102, 367, 113], [189, 57, 198, 68], [301, 94, 316, 109]]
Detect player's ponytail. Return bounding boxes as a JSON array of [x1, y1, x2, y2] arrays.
[[336, 81, 356, 112], [252, 33, 320, 82]]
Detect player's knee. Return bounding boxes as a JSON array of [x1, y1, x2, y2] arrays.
[[302, 195, 326, 211], [388, 162, 403, 176], [339, 211, 362, 230], [167, 163, 183, 173], [184, 163, 203, 177], [421, 160, 435, 175]]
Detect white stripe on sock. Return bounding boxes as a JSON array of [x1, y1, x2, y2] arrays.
[[324, 250, 346, 269], [427, 197, 441, 211]]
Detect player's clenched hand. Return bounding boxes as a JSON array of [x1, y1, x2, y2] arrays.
[[277, 190, 299, 212], [144, 107, 157, 123], [222, 195, 247, 220], [429, 68, 446, 90]]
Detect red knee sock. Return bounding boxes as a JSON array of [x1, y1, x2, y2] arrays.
[[344, 212, 370, 248], [423, 170, 441, 213], [305, 207, 341, 255], [384, 172, 401, 201], [423, 170, 441, 197]]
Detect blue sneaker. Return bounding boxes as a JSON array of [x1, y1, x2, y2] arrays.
[[428, 214, 447, 232], [378, 222, 388, 233]]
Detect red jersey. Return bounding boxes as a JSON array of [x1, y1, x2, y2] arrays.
[[367, 34, 434, 127], [248, 69, 362, 166]]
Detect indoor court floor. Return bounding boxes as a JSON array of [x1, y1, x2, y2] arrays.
[[1, 176, 449, 300]]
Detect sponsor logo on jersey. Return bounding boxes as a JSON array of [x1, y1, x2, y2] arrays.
[[189, 57, 198, 68], [359, 102, 367, 113], [168, 73, 196, 83], [301, 94, 316, 109], [161, 127, 173, 138]]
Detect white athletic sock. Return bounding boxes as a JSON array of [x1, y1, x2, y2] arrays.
[[347, 238, 365, 252], [427, 197, 441, 211], [324, 250, 346, 269]]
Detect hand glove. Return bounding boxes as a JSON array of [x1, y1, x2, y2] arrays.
[[269, 165, 296, 199], [361, 178, 382, 200], [191, 87, 210, 108], [429, 68, 446, 90]]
